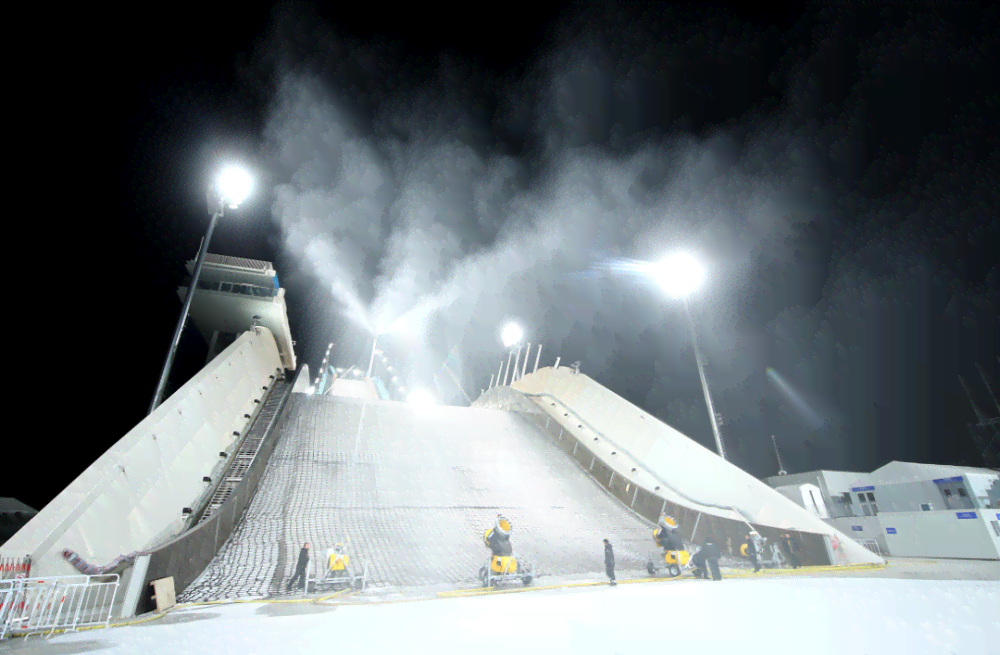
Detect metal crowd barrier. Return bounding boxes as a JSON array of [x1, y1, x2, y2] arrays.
[[856, 538, 884, 557], [0, 555, 32, 580], [1, 574, 119, 640]]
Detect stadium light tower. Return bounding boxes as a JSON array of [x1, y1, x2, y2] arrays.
[[501, 322, 523, 348], [652, 252, 727, 460], [148, 166, 253, 415]]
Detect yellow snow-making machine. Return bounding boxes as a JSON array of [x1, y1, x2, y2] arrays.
[[647, 546, 698, 578], [312, 541, 368, 592], [646, 515, 697, 578], [478, 552, 536, 588], [478, 515, 535, 588]]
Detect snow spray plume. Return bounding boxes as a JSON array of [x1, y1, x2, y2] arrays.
[[247, 6, 998, 474]]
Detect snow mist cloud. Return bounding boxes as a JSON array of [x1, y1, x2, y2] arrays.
[[245, 4, 998, 474]]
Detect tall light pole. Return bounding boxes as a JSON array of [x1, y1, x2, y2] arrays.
[[653, 251, 728, 460], [772, 435, 787, 476], [682, 296, 727, 460], [148, 167, 252, 415]]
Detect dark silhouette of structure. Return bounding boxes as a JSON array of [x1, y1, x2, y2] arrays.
[[961, 358, 1000, 471]]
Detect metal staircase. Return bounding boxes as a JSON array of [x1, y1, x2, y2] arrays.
[[197, 379, 290, 524]]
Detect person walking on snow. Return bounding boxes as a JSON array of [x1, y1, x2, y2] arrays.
[[603, 538, 616, 586], [781, 533, 801, 569], [286, 542, 310, 592]]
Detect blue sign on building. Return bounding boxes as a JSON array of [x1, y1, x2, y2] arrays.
[[851, 526, 863, 532], [885, 527, 897, 534], [933, 476, 963, 484], [851, 486, 875, 492], [955, 512, 977, 519]]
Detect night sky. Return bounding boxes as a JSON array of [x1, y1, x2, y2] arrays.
[[15, 2, 998, 511]]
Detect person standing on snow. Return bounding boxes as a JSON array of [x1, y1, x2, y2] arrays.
[[781, 533, 801, 569], [702, 533, 722, 580], [691, 533, 722, 580], [744, 534, 760, 572], [603, 538, 616, 586], [286, 542, 310, 592]]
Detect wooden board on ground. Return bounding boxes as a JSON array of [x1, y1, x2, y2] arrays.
[[151, 577, 176, 611]]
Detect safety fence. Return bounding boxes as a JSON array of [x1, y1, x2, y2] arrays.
[[856, 538, 885, 557], [0, 555, 31, 580], [1, 574, 119, 640]]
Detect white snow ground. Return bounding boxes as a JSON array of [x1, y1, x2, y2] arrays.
[[6, 577, 997, 655]]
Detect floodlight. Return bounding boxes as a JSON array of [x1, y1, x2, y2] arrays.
[[653, 252, 705, 298], [391, 376, 398, 382], [406, 389, 435, 405], [501, 322, 524, 347], [217, 167, 252, 208]]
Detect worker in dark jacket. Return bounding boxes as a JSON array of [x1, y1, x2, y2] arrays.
[[781, 533, 801, 569], [745, 534, 760, 572], [286, 542, 310, 592], [702, 534, 722, 580], [691, 534, 722, 580], [603, 538, 616, 586]]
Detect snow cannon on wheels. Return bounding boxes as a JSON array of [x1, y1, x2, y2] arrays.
[[478, 514, 534, 588], [646, 515, 695, 578], [313, 541, 368, 592]]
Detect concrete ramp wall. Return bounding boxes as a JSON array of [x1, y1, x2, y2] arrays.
[[506, 367, 883, 565], [3, 328, 285, 578], [292, 364, 312, 393]]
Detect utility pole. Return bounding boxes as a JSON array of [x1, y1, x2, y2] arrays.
[[772, 435, 787, 476]]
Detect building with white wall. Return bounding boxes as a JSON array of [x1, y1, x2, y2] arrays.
[[773, 483, 829, 519], [765, 461, 1000, 559]]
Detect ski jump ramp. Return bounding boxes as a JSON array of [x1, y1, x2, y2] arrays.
[[181, 395, 661, 600], [183, 366, 877, 600]]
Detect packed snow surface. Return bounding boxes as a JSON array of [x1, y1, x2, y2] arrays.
[[10, 577, 997, 655]]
